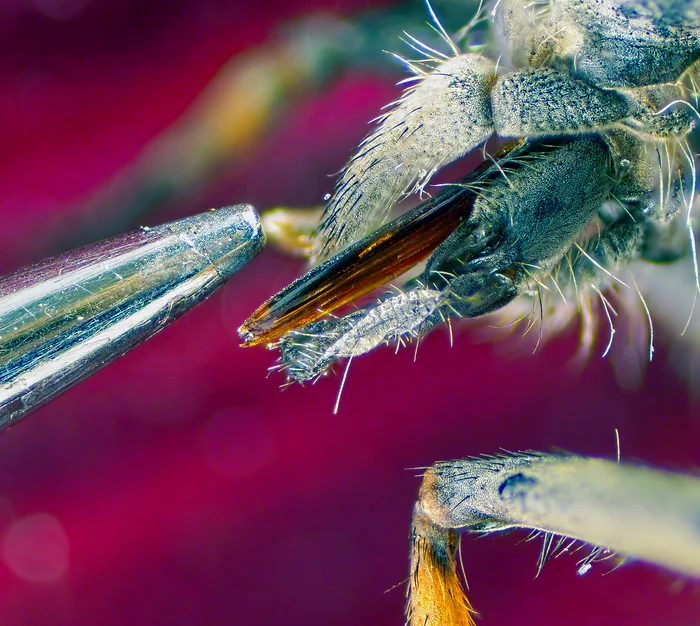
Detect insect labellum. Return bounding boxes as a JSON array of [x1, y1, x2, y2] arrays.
[[238, 0, 700, 624]]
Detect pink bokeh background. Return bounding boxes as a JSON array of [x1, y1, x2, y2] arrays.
[[0, 1, 699, 625]]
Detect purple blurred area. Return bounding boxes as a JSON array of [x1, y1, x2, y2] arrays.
[[0, 1, 699, 625]]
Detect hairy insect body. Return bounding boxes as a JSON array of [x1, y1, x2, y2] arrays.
[[237, 1, 700, 623], [281, 133, 651, 381], [281, 138, 620, 382], [273, 0, 700, 381], [502, 0, 700, 88]]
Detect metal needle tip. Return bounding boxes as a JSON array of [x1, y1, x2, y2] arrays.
[[0, 204, 265, 428]]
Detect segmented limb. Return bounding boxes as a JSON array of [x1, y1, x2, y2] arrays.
[[407, 453, 700, 626], [408, 502, 476, 626], [277, 138, 618, 381], [311, 52, 496, 263], [277, 286, 445, 382]]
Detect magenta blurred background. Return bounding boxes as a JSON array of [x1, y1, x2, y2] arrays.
[[0, 1, 699, 625]]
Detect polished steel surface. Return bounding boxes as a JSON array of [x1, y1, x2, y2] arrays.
[[0, 204, 264, 427]]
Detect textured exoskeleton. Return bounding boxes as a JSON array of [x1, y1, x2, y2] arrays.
[[273, 0, 700, 383], [237, 2, 700, 625]]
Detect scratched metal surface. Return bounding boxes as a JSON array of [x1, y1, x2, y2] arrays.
[[0, 1, 698, 625]]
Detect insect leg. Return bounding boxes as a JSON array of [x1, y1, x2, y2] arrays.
[[407, 496, 475, 626], [491, 68, 631, 137], [412, 454, 700, 579], [278, 286, 445, 382], [278, 138, 616, 380], [429, 138, 612, 317], [312, 52, 497, 262]]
